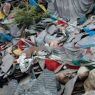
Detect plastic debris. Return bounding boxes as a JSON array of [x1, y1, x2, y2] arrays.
[[0, 1, 95, 95]]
